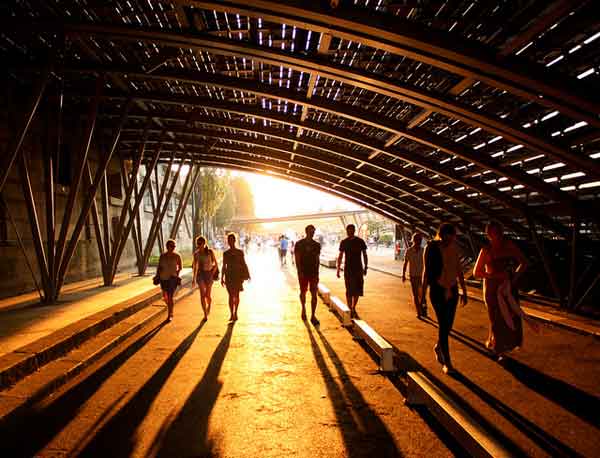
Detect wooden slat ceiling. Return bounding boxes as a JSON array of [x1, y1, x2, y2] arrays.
[[2, 0, 599, 237]]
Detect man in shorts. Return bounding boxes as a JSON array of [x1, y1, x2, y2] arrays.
[[337, 224, 368, 318], [295, 225, 321, 325]]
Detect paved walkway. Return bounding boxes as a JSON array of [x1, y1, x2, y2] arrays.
[[0, 269, 190, 358], [4, 251, 452, 458], [316, 260, 600, 457]]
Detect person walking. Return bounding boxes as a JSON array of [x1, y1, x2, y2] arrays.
[[402, 232, 426, 318], [421, 223, 467, 374], [295, 224, 321, 325], [473, 222, 529, 361], [336, 224, 368, 318], [156, 239, 182, 322], [221, 233, 250, 322], [279, 235, 289, 266], [192, 236, 218, 321]]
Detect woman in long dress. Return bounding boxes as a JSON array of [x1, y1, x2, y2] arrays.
[[473, 222, 528, 360], [192, 236, 218, 321], [221, 233, 250, 322]]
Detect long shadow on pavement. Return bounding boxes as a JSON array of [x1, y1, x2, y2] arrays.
[[75, 321, 206, 457], [0, 319, 169, 458], [149, 322, 234, 458], [500, 357, 600, 428], [305, 324, 403, 457], [451, 371, 583, 458]]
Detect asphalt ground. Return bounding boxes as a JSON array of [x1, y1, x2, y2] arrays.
[[316, 254, 600, 458], [6, 250, 455, 458]]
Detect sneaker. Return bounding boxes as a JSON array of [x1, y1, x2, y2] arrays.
[[434, 345, 444, 365], [310, 316, 320, 326], [442, 364, 455, 375]]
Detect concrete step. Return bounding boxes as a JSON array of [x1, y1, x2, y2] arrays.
[[0, 273, 192, 390], [406, 371, 513, 458], [0, 283, 194, 430]]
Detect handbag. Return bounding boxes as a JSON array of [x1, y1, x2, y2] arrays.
[[152, 275, 160, 285]]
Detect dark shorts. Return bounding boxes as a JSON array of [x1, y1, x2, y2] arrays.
[[298, 275, 318, 294], [280, 249, 287, 257], [344, 272, 364, 297], [197, 270, 214, 284], [160, 277, 178, 295]]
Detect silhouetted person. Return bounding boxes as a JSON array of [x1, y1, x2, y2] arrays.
[[295, 224, 321, 325], [337, 224, 368, 318], [402, 232, 426, 318], [157, 239, 182, 322], [192, 236, 218, 321], [279, 235, 288, 266], [221, 233, 250, 322], [421, 223, 467, 374], [473, 222, 529, 361]]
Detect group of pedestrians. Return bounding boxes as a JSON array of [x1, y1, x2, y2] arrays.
[[157, 219, 528, 376], [402, 221, 528, 374]]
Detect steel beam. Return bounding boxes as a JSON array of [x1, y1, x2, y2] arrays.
[[53, 77, 102, 280], [527, 216, 562, 304], [18, 154, 51, 300], [0, 68, 51, 194], [169, 164, 200, 239], [140, 153, 190, 274], [96, 93, 576, 231], [85, 161, 109, 282], [152, 148, 440, 229], [109, 135, 166, 280], [56, 100, 131, 294], [180, 0, 600, 126]]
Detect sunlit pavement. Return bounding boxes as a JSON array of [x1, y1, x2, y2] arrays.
[[316, 260, 600, 458], [11, 250, 452, 458]]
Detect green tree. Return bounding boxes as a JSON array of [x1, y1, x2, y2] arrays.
[[194, 168, 229, 238], [231, 176, 255, 218], [215, 186, 235, 229]]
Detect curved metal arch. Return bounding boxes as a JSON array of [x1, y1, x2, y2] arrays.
[[100, 94, 553, 221], [161, 152, 437, 234], [65, 64, 582, 204], [132, 140, 453, 227], [203, 161, 434, 236], [187, 0, 600, 127], [21, 20, 591, 173], [116, 115, 562, 236]]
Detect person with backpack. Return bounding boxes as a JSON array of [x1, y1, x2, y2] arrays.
[[421, 223, 467, 374]]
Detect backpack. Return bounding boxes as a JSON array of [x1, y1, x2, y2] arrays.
[[425, 240, 443, 284]]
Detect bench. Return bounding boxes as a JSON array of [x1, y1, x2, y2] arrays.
[[319, 255, 337, 268], [330, 296, 352, 327], [352, 319, 395, 372], [406, 371, 512, 458], [317, 283, 331, 305]]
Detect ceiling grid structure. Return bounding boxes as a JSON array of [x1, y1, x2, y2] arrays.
[[2, 0, 600, 238]]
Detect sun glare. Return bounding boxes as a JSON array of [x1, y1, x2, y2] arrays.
[[240, 172, 359, 218]]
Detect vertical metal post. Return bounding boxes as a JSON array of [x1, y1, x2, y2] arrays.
[[85, 162, 109, 282], [44, 100, 57, 299], [568, 215, 579, 309], [109, 136, 166, 280], [153, 165, 165, 254], [56, 99, 131, 294], [0, 68, 51, 194], [100, 169, 111, 258]]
